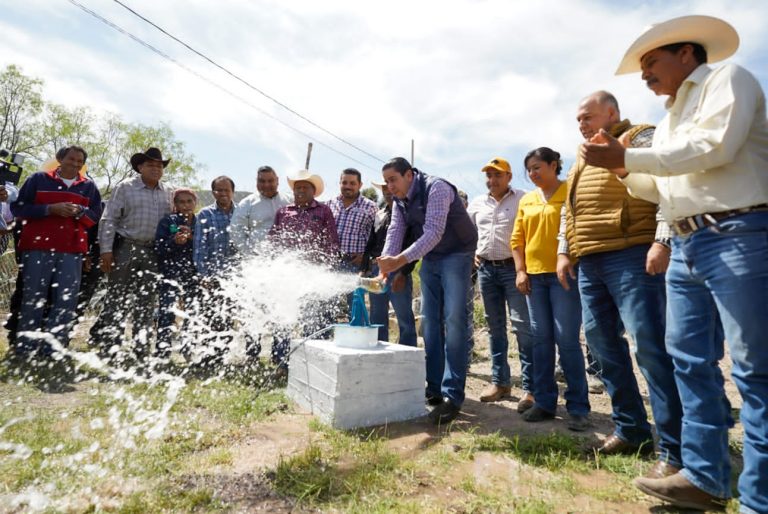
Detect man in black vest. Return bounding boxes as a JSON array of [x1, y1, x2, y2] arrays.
[[378, 157, 478, 424]]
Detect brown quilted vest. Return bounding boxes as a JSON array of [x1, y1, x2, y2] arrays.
[[565, 120, 657, 258]]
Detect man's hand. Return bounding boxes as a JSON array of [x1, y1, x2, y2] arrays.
[[377, 254, 407, 275], [646, 242, 671, 275], [556, 254, 576, 291], [83, 257, 92, 273], [0, 186, 7, 203], [349, 253, 363, 266], [473, 254, 482, 268], [580, 129, 628, 176], [391, 272, 407, 293], [100, 252, 114, 273], [515, 270, 531, 295], [48, 202, 81, 217]]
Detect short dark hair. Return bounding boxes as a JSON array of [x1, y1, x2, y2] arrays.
[[592, 90, 620, 113], [257, 165, 276, 175], [340, 168, 362, 182], [382, 157, 412, 176], [56, 145, 88, 163], [211, 175, 235, 191], [658, 42, 708, 65], [524, 147, 563, 175]]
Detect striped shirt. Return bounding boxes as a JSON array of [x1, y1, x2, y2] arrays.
[[230, 191, 292, 254], [194, 202, 236, 276], [382, 176, 455, 262], [99, 175, 173, 253], [467, 187, 525, 261], [328, 195, 377, 255]]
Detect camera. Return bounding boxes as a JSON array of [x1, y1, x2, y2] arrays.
[[0, 149, 24, 185]]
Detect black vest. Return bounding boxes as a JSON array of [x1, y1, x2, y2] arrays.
[[394, 170, 477, 260]]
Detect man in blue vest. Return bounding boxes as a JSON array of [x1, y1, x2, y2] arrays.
[[378, 157, 478, 424]]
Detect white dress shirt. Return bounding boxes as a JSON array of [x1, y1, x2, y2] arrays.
[[622, 63, 768, 220], [230, 191, 292, 254], [467, 187, 525, 260]]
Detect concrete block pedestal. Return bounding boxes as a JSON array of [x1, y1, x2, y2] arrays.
[[286, 340, 426, 430]]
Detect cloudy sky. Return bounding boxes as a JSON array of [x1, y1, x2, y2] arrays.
[[2, 0, 766, 199]]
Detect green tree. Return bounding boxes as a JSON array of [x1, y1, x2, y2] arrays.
[[35, 103, 95, 160], [361, 186, 378, 203], [0, 64, 44, 154], [0, 64, 202, 195]]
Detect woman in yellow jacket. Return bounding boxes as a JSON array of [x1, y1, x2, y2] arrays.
[[510, 147, 590, 431]]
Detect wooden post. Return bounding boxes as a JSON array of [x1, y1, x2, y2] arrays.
[[305, 142, 313, 170]]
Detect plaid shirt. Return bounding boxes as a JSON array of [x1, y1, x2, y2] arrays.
[[194, 202, 236, 276], [99, 175, 173, 253], [328, 194, 377, 254]]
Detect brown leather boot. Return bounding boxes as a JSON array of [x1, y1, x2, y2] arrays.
[[479, 384, 511, 402], [516, 392, 535, 413], [634, 472, 728, 511], [644, 461, 680, 479]]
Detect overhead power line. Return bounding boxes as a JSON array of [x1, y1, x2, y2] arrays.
[[66, 0, 378, 170], [111, 0, 385, 164]]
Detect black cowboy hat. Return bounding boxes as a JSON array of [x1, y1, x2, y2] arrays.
[[130, 147, 171, 172]]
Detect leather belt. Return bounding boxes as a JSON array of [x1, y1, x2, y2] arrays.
[[479, 257, 515, 267], [671, 203, 768, 237], [124, 238, 154, 248]]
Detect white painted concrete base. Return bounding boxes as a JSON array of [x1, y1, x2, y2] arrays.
[[286, 340, 427, 430]]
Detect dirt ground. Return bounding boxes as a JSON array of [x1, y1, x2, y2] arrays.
[[193, 329, 745, 513]]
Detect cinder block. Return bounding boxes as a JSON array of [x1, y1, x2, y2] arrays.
[[287, 340, 427, 429]]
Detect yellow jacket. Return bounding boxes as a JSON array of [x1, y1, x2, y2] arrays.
[[510, 183, 566, 274], [565, 120, 657, 257]]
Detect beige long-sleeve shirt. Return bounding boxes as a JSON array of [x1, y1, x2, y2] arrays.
[[621, 63, 768, 220]]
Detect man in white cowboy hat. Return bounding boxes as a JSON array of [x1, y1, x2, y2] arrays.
[[582, 15, 768, 513], [360, 179, 417, 346], [230, 166, 292, 256], [268, 170, 340, 365], [466, 158, 534, 411], [90, 147, 173, 365]]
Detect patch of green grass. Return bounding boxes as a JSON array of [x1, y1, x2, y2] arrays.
[[0, 372, 290, 511], [473, 300, 487, 330], [272, 428, 412, 509], [460, 492, 553, 514], [453, 429, 590, 472], [176, 382, 289, 425], [591, 453, 648, 479], [120, 484, 224, 513]]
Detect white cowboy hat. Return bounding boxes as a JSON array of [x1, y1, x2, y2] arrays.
[[370, 180, 387, 189], [287, 169, 324, 197], [615, 15, 739, 75]]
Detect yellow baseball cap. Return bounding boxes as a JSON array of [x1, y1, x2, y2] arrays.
[[481, 157, 511, 173]]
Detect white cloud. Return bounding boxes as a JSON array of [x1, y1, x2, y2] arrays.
[[1, 0, 766, 199]]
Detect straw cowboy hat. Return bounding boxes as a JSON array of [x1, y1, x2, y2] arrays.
[[287, 169, 324, 197], [370, 180, 387, 189], [615, 15, 739, 75], [130, 147, 171, 172]]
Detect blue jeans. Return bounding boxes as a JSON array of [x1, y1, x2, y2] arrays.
[[666, 212, 768, 513], [526, 272, 588, 416], [579, 243, 683, 466], [477, 262, 534, 391], [369, 264, 417, 346], [17, 250, 83, 356], [420, 251, 473, 406], [157, 274, 198, 358]]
